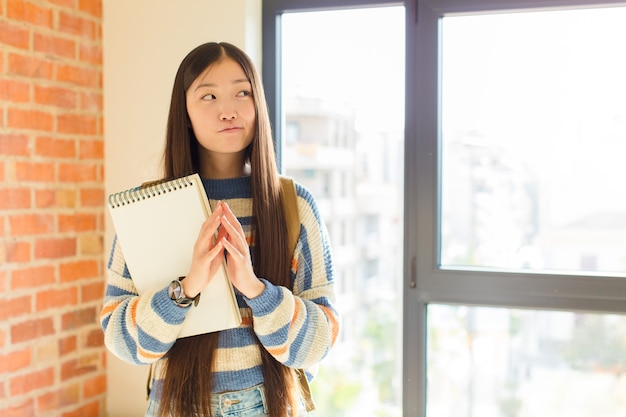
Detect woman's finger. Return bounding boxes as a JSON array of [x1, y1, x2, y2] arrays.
[[195, 206, 223, 251]]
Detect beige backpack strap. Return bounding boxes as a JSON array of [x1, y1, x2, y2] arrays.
[[279, 176, 316, 412], [146, 363, 153, 401], [279, 176, 300, 255]]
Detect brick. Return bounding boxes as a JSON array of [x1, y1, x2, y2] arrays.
[[6, 240, 31, 263], [35, 189, 56, 208], [8, 108, 54, 131], [36, 391, 58, 414], [11, 265, 55, 289], [83, 374, 106, 398], [10, 367, 55, 396], [80, 187, 103, 206], [8, 52, 55, 79], [58, 113, 98, 135], [11, 317, 55, 344], [78, 0, 102, 18], [57, 189, 78, 208], [62, 400, 100, 417], [0, 79, 30, 102], [7, 0, 54, 29], [35, 136, 76, 158], [15, 161, 55, 182], [78, 234, 102, 255], [0, 188, 31, 209], [0, 20, 30, 49], [79, 139, 103, 159], [34, 85, 77, 109], [56, 63, 100, 88], [81, 281, 104, 303], [79, 91, 103, 112], [35, 237, 76, 259], [61, 307, 96, 331], [84, 328, 103, 349], [58, 163, 98, 182], [0, 399, 35, 417], [60, 383, 81, 407], [0, 295, 32, 321], [59, 259, 98, 281], [0, 134, 31, 156], [37, 383, 80, 413], [79, 43, 102, 66], [59, 335, 77, 356], [34, 33, 76, 59], [36, 340, 59, 362], [0, 347, 32, 373], [36, 286, 79, 311], [59, 11, 97, 39], [58, 212, 97, 232], [9, 213, 54, 236], [61, 353, 99, 381]]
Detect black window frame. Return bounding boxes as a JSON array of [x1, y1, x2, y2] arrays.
[[262, 1, 626, 415]]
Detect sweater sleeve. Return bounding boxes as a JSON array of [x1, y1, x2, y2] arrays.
[[245, 184, 341, 369], [100, 235, 191, 365]]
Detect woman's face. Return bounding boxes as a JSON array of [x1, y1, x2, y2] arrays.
[[186, 57, 256, 163]]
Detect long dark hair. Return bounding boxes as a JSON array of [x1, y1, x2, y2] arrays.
[[158, 42, 297, 417]]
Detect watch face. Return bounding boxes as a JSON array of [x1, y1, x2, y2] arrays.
[[169, 280, 182, 300]]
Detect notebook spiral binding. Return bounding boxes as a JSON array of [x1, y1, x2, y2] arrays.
[[108, 176, 195, 208]]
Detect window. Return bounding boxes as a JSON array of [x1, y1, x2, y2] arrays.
[[440, 8, 626, 275], [263, 0, 626, 416]]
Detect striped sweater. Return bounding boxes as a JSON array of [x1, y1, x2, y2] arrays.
[[100, 176, 340, 396]]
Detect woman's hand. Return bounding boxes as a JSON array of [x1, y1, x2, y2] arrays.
[[182, 202, 228, 298], [219, 202, 265, 299]]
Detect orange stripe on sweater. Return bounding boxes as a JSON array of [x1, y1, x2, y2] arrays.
[[129, 298, 138, 327], [291, 300, 301, 326], [100, 301, 120, 318], [267, 344, 288, 357], [267, 303, 302, 357], [319, 305, 340, 345], [138, 346, 164, 360]]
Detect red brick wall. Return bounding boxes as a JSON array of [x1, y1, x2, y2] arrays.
[[0, 0, 105, 416]]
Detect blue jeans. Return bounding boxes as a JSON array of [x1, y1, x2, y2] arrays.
[[146, 384, 310, 417], [211, 385, 268, 417]]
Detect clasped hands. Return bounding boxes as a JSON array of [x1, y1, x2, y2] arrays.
[[182, 201, 265, 300]]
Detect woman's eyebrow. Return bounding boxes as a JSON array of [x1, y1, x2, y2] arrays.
[[194, 79, 251, 90]]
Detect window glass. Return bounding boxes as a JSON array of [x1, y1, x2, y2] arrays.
[[282, 7, 405, 416], [428, 304, 626, 417], [440, 7, 626, 275]]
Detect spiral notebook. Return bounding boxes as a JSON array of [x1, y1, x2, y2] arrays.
[[107, 173, 242, 338]]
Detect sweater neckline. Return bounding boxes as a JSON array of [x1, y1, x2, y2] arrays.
[[201, 176, 252, 200]]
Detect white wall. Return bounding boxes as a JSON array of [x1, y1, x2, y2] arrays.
[[102, 1, 261, 415]]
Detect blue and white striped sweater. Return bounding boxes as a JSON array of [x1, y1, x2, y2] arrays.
[[100, 176, 340, 394]]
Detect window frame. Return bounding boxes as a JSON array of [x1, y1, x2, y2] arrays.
[[262, 1, 626, 416]]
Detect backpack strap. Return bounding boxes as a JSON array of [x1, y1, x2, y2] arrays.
[[279, 176, 316, 412], [279, 176, 300, 255]]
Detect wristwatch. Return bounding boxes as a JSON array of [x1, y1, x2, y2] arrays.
[[168, 278, 199, 307]]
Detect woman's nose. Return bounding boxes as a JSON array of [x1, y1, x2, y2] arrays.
[[220, 112, 236, 120], [219, 107, 237, 120]]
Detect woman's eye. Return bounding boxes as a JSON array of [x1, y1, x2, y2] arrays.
[[201, 94, 216, 101], [237, 90, 251, 97]]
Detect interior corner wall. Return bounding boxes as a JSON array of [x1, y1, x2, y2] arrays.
[[102, 1, 261, 415]]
